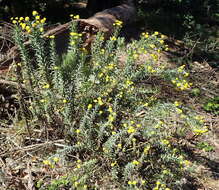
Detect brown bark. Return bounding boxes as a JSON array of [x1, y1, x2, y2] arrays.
[[86, 0, 122, 15]]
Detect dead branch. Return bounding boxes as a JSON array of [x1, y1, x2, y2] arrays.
[[0, 3, 136, 67]]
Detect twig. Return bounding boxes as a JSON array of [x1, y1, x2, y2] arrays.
[[0, 139, 65, 157], [27, 161, 34, 190]]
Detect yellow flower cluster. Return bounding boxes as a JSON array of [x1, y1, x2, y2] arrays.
[[69, 32, 82, 46], [110, 36, 117, 41], [11, 11, 46, 34], [111, 161, 117, 167], [42, 83, 50, 89], [76, 159, 81, 168], [113, 19, 123, 27], [153, 181, 171, 190], [144, 145, 151, 154], [127, 126, 136, 133], [70, 14, 80, 19], [177, 65, 189, 77], [42, 157, 59, 168], [142, 32, 149, 38], [87, 104, 92, 110], [161, 139, 170, 146], [193, 126, 208, 135], [174, 101, 181, 107], [147, 65, 156, 73], [107, 106, 116, 123], [70, 32, 82, 39], [128, 180, 137, 185], [94, 97, 104, 106], [132, 160, 140, 165], [171, 77, 192, 90]]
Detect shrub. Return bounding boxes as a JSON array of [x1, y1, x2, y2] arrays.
[[11, 12, 207, 189]]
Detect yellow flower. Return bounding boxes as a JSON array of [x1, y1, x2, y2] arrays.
[[117, 144, 122, 148], [159, 40, 164, 44], [40, 18, 46, 24], [128, 180, 137, 185], [53, 157, 59, 162], [12, 20, 17, 24], [149, 44, 155, 49], [76, 129, 80, 134], [39, 27, 44, 32], [171, 80, 176, 84], [113, 19, 123, 27], [42, 83, 50, 89], [87, 104, 92, 110], [132, 181, 137, 185], [19, 17, 24, 21], [97, 97, 103, 105], [176, 108, 183, 114], [193, 128, 208, 135], [136, 124, 141, 128], [108, 114, 115, 122], [143, 103, 149, 107], [25, 17, 30, 21], [20, 23, 26, 30], [184, 72, 189, 77], [110, 36, 117, 41], [70, 32, 78, 36], [154, 31, 159, 35], [49, 35, 55, 39], [63, 99, 68, 103], [32, 10, 38, 16], [108, 106, 113, 113], [35, 15, 40, 20], [43, 160, 51, 165], [112, 131, 116, 135], [183, 160, 191, 166], [144, 145, 151, 154], [144, 33, 149, 38], [111, 161, 117, 167], [127, 126, 135, 134], [156, 181, 161, 185], [25, 25, 30, 31], [132, 160, 139, 165], [73, 15, 80, 19], [174, 101, 181, 107], [161, 139, 170, 145], [70, 41, 75, 45]]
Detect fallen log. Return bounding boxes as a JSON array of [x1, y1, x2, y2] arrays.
[[0, 3, 136, 67]]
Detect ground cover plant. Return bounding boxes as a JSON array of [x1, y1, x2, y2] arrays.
[[1, 11, 212, 190]]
